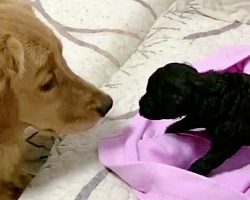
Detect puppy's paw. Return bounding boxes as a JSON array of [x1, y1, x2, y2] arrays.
[[188, 161, 211, 176], [165, 123, 183, 134]]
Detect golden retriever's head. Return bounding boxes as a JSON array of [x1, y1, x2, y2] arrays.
[[0, 2, 113, 134]]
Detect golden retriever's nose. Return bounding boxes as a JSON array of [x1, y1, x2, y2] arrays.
[[97, 95, 113, 116]]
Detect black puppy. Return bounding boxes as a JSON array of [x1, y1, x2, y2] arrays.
[[139, 63, 250, 176]]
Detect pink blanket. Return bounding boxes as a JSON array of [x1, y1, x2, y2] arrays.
[[99, 45, 250, 200]]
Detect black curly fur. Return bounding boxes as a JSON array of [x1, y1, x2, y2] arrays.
[[139, 63, 250, 176]]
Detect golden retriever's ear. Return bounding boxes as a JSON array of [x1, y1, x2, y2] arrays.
[[0, 34, 25, 79]]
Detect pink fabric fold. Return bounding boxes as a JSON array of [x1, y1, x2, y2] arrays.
[[99, 45, 250, 200]]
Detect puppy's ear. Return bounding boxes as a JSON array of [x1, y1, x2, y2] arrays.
[[0, 34, 25, 79], [192, 74, 221, 94]]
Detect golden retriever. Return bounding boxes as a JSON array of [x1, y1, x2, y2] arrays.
[[0, 1, 113, 199]]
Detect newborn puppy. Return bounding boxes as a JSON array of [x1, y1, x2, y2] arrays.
[[139, 63, 250, 176]]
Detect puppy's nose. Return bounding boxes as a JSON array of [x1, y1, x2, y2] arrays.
[[139, 98, 143, 108], [97, 95, 113, 117], [139, 95, 147, 108], [139, 95, 152, 116]]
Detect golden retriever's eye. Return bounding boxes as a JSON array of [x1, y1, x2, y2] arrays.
[[40, 78, 55, 92]]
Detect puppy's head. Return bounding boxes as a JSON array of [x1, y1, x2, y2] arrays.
[[139, 63, 198, 120], [0, 3, 112, 134]]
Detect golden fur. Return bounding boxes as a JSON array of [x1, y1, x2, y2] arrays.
[[0, 1, 113, 199]]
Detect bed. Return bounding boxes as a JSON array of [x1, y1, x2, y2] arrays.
[[20, 0, 250, 199]]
